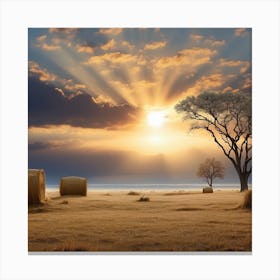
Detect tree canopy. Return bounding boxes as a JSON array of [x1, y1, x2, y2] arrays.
[[197, 158, 225, 187]]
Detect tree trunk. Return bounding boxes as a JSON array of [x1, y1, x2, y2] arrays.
[[239, 172, 249, 192]]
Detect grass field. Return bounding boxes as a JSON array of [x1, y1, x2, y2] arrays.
[[28, 189, 252, 252]]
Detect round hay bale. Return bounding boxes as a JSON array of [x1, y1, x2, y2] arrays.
[[203, 187, 213, 193], [240, 189, 252, 209], [60, 176, 87, 196], [28, 169, 46, 205]]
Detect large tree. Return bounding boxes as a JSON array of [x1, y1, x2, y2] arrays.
[[175, 92, 252, 192]]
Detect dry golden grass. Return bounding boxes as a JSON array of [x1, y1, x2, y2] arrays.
[[28, 189, 251, 252], [164, 190, 193, 195]]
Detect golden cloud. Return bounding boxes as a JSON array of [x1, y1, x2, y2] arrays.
[[40, 43, 60, 51], [219, 59, 250, 73], [234, 28, 248, 37], [46, 28, 78, 48], [241, 74, 252, 91], [29, 62, 88, 95], [190, 34, 225, 47], [101, 39, 116, 51], [35, 35, 61, 51], [98, 28, 123, 35], [121, 40, 135, 50], [144, 41, 167, 50], [222, 86, 239, 94], [29, 61, 57, 82], [36, 35, 47, 42], [48, 28, 79, 34], [76, 44, 95, 54], [185, 73, 233, 96], [190, 34, 204, 42], [65, 82, 86, 91], [154, 48, 217, 69]]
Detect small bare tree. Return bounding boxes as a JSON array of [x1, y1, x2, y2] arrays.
[[197, 158, 225, 187]]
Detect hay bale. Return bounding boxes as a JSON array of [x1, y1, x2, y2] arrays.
[[60, 176, 87, 196], [28, 169, 46, 205], [240, 189, 252, 209], [203, 187, 213, 193]]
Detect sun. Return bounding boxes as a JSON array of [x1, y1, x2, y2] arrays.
[[147, 111, 165, 128]]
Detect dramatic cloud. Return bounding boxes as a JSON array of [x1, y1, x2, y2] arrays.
[[144, 41, 167, 50], [29, 61, 91, 97], [64, 82, 86, 91], [28, 77, 141, 128], [29, 61, 57, 82]]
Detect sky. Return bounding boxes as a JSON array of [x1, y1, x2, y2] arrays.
[[28, 28, 252, 185]]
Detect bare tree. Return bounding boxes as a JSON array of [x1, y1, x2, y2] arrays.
[[175, 92, 251, 192], [197, 158, 225, 187]]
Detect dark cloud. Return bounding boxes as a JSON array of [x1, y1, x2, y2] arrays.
[[28, 77, 141, 128]]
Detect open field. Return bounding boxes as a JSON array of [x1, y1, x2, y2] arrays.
[[28, 189, 251, 252]]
